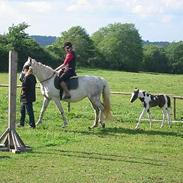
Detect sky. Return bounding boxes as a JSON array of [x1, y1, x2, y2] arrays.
[[0, 0, 183, 42]]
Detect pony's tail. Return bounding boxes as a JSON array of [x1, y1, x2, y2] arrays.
[[102, 80, 112, 120]]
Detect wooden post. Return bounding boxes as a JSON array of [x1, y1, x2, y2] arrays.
[[68, 102, 71, 112], [0, 51, 31, 153], [173, 97, 176, 120], [8, 50, 17, 130]]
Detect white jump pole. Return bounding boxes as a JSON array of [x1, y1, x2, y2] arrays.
[[0, 50, 31, 153]]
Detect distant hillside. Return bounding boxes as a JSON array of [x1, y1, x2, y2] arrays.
[[143, 40, 170, 47], [31, 35, 57, 46], [31, 35, 170, 47]]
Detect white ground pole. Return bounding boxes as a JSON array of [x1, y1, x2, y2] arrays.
[[0, 51, 31, 153]]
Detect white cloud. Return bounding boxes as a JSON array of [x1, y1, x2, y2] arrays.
[[132, 2, 163, 16], [66, 0, 113, 12], [161, 15, 173, 24], [0, 1, 27, 33], [22, 1, 53, 13], [0, 0, 183, 41], [162, 0, 183, 9], [67, 0, 91, 12], [114, 0, 183, 16]]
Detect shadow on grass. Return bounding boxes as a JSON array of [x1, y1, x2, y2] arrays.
[[63, 127, 183, 138], [0, 156, 10, 159], [34, 149, 165, 167], [100, 127, 183, 138]]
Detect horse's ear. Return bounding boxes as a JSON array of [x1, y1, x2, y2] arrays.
[[134, 88, 139, 92], [28, 56, 32, 64]]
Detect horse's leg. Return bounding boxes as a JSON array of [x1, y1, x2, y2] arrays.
[[147, 109, 152, 128], [166, 107, 172, 128], [89, 98, 99, 128], [90, 96, 106, 128], [36, 97, 50, 125], [160, 107, 166, 128], [135, 108, 146, 129], [98, 102, 105, 128], [53, 97, 68, 128]]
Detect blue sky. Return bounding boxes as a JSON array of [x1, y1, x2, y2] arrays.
[[0, 0, 183, 42]]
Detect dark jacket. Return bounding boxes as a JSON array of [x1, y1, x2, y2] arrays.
[[20, 74, 37, 103]]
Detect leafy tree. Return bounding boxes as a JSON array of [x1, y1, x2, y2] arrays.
[[6, 22, 29, 51], [91, 23, 143, 71], [142, 45, 169, 73], [165, 41, 183, 74], [0, 34, 9, 72], [3, 23, 59, 71], [51, 26, 96, 67]]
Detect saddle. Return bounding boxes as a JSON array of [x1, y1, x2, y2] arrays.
[[54, 75, 79, 99]]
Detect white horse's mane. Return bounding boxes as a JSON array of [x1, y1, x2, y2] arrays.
[[32, 59, 54, 76], [33, 59, 53, 71]]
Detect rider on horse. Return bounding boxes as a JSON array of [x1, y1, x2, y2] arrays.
[[55, 42, 76, 99]]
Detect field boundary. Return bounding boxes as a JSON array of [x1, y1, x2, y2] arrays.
[[0, 83, 183, 121]]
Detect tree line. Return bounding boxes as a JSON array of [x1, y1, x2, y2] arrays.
[[0, 22, 183, 74]]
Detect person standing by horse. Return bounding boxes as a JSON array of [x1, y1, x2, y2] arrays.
[[19, 65, 37, 128], [55, 42, 76, 99]]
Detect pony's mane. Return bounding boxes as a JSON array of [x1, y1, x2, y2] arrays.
[[139, 90, 153, 97]]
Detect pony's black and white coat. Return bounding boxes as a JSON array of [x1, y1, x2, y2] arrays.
[[130, 89, 172, 129]]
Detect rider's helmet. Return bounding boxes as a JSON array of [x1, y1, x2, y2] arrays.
[[63, 42, 72, 49]]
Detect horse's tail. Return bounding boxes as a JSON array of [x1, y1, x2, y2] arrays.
[[102, 79, 112, 120]]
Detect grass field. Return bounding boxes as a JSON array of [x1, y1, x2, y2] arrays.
[[0, 69, 183, 183]]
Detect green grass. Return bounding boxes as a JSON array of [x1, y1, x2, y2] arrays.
[[0, 69, 183, 183]]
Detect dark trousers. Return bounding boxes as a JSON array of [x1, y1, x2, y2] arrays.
[[20, 102, 35, 127], [59, 69, 76, 82]]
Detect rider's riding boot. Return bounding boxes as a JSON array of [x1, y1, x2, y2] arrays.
[[60, 81, 71, 99]]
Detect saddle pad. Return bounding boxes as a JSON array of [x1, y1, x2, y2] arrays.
[[54, 76, 79, 90], [54, 76, 60, 89]]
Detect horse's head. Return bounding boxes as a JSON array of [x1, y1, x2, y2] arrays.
[[23, 57, 33, 70], [21, 56, 55, 83], [23, 56, 39, 74], [19, 57, 35, 81], [130, 88, 139, 103]]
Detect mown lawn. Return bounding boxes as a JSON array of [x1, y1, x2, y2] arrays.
[[0, 69, 183, 183]]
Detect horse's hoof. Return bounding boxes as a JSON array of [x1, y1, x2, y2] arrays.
[[62, 124, 68, 128], [88, 126, 95, 131], [89, 125, 97, 129], [101, 123, 105, 128], [135, 127, 141, 130]]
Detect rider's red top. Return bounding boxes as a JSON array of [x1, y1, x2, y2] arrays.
[[63, 51, 76, 72], [63, 52, 74, 65]]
